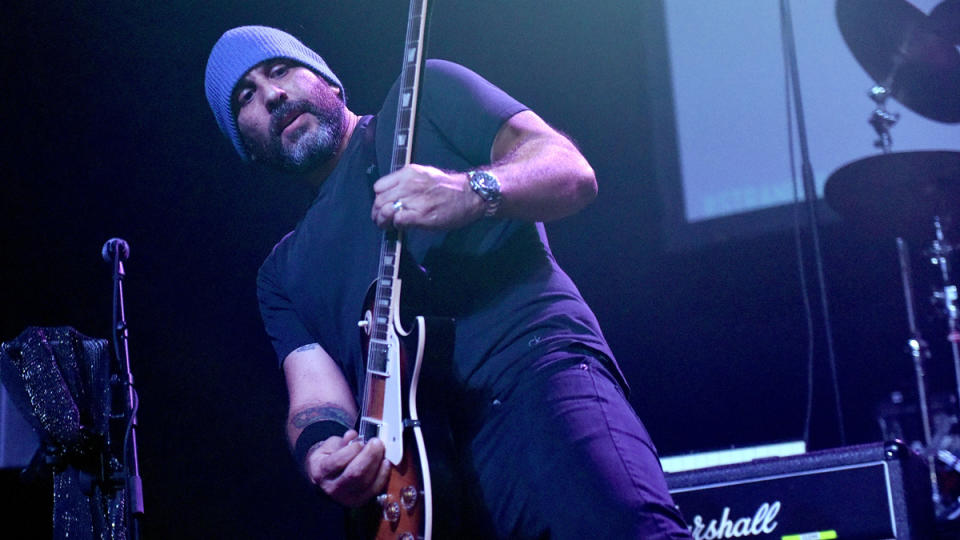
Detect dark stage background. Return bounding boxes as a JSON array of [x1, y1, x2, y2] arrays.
[[1, 1, 953, 537]]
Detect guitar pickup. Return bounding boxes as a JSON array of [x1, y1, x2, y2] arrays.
[[366, 340, 390, 375], [359, 417, 383, 441]]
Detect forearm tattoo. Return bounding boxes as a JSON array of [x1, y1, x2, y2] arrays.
[[291, 404, 355, 430]]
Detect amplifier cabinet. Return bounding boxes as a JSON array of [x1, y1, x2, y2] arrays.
[[665, 442, 935, 540]]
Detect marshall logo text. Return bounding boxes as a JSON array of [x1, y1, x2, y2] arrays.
[[688, 501, 780, 540]]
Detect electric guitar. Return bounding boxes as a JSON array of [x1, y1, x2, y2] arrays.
[[355, 0, 438, 538]]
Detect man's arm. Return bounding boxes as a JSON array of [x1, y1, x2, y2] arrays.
[[371, 110, 597, 229], [283, 343, 390, 507]]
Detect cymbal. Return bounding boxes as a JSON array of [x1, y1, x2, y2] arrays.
[[929, 0, 960, 45], [824, 151, 960, 240], [836, 0, 960, 123]]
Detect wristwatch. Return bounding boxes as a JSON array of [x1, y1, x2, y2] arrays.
[[467, 170, 502, 217]]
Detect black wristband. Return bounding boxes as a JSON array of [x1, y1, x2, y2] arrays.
[[294, 420, 350, 471]]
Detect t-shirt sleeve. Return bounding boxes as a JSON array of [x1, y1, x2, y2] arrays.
[[420, 59, 529, 164], [376, 59, 529, 171], [257, 244, 315, 368]]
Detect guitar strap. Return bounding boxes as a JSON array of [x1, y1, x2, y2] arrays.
[[360, 115, 381, 189]]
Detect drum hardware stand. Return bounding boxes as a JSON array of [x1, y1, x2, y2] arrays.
[[897, 237, 942, 508], [927, 220, 960, 520], [830, 0, 960, 522], [867, 87, 960, 517], [927, 218, 960, 411], [868, 85, 899, 154], [902, 217, 960, 519]]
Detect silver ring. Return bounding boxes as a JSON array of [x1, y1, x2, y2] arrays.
[[392, 200, 404, 211]]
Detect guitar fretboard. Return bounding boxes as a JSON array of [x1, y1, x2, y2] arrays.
[[390, 0, 428, 174], [361, 0, 430, 421]]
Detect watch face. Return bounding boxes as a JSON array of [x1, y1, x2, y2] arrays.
[[469, 170, 502, 216], [472, 171, 500, 198]]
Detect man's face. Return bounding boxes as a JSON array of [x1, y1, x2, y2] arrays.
[[234, 59, 346, 172]]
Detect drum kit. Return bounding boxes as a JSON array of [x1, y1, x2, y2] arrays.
[[825, 0, 960, 520]]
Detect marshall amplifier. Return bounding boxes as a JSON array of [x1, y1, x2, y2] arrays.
[[665, 441, 935, 539]]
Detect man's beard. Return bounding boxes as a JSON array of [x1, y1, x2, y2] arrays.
[[260, 84, 346, 173]]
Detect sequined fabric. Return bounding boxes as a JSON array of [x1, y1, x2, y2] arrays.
[[0, 326, 126, 540]]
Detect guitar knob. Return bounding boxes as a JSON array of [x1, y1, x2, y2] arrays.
[[398, 533, 415, 540], [400, 484, 418, 510], [381, 495, 401, 523]]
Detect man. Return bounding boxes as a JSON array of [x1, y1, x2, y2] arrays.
[[205, 25, 690, 539]]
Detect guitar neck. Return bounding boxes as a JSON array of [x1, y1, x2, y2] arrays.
[[390, 0, 430, 175], [359, 0, 431, 430]]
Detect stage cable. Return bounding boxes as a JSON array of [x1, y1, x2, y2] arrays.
[[779, 0, 846, 446], [782, 45, 816, 445]]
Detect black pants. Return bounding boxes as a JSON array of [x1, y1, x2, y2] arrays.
[[452, 348, 691, 539]]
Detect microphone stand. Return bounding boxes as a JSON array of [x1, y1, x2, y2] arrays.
[[780, 0, 845, 445], [103, 238, 144, 539]]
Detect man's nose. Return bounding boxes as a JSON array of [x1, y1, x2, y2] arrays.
[[263, 84, 287, 112]]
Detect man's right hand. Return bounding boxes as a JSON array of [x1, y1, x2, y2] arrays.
[[305, 429, 391, 507]]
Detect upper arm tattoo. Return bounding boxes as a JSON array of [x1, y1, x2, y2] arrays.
[[293, 343, 320, 353]]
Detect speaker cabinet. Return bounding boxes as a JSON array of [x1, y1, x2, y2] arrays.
[[666, 442, 935, 539]]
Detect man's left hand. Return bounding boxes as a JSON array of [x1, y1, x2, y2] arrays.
[[371, 164, 485, 230]]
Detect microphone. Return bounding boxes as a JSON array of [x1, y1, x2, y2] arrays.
[[101, 238, 131, 263]]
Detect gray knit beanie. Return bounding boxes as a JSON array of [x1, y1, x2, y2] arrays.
[[204, 25, 345, 161]]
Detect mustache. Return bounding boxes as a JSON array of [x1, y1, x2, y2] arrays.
[[269, 100, 315, 138]]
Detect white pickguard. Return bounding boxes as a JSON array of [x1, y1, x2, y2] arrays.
[[381, 327, 404, 465]]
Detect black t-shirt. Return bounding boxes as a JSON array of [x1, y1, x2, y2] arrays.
[[257, 60, 619, 401]]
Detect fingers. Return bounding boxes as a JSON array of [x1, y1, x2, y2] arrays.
[[341, 429, 359, 444], [370, 454, 391, 495], [371, 194, 408, 229], [311, 436, 389, 507], [336, 438, 388, 505], [370, 165, 474, 230], [371, 168, 415, 228], [311, 430, 363, 479]]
